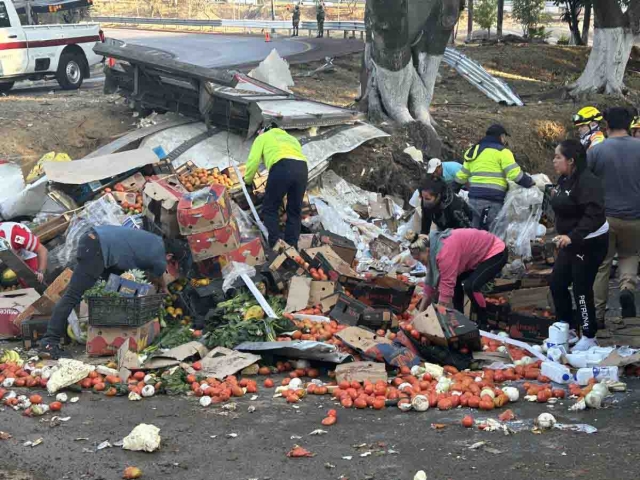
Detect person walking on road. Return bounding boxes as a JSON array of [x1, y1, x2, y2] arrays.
[[408, 229, 507, 326], [573, 106, 605, 150], [420, 176, 472, 234], [426, 158, 463, 184], [454, 124, 534, 230], [292, 3, 301, 37], [548, 140, 609, 352], [588, 107, 640, 324], [316, 2, 325, 38], [38, 226, 186, 359], [244, 123, 308, 249]]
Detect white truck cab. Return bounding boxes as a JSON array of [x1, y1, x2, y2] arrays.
[[0, 0, 103, 92]]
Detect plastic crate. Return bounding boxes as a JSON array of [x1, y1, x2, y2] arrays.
[[88, 294, 164, 327]]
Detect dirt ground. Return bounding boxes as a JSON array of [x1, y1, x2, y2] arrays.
[[0, 80, 133, 177], [2, 43, 639, 199], [290, 44, 640, 202]]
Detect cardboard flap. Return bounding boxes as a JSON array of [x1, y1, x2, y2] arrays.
[[200, 347, 261, 380], [308, 281, 336, 307], [285, 276, 312, 313], [143, 342, 209, 369], [44, 148, 159, 184], [335, 361, 387, 384]]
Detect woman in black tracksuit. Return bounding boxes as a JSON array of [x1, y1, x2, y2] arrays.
[[421, 176, 473, 233], [549, 139, 609, 352]]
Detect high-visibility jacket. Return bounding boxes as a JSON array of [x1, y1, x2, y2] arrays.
[[243, 128, 307, 184], [455, 136, 533, 202], [582, 130, 605, 150]]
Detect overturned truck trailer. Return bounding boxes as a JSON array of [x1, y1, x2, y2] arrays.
[[94, 40, 387, 182]]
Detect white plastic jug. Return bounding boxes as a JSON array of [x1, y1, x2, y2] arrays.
[[548, 322, 569, 347], [575, 366, 619, 386], [541, 361, 572, 384]]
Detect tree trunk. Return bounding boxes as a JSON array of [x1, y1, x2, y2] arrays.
[[360, 0, 461, 150], [467, 0, 473, 42], [570, 0, 640, 96], [582, 1, 592, 45], [496, 0, 504, 38], [568, 3, 583, 46]]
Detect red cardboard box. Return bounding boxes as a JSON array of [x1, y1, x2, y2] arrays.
[[218, 237, 266, 268], [187, 219, 241, 262], [86, 319, 160, 357], [177, 184, 233, 235]]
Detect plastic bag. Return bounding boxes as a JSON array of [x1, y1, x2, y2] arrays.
[[231, 201, 260, 238], [491, 176, 545, 259], [222, 261, 256, 294], [49, 195, 123, 269], [122, 424, 161, 452]]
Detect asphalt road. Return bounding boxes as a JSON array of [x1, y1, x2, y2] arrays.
[[1, 373, 639, 480]]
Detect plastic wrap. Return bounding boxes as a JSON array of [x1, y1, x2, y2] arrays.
[[222, 261, 256, 293], [231, 200, 260, 238], [491, 175, 547, 259], [49, 196, 123, 269]]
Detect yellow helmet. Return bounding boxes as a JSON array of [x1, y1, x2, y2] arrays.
[[573, 106, 603, 126], [631, 116, 640, 131]]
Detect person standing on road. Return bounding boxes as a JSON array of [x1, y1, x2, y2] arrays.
[[244, 123, 308, 249], [573, 106, 605, 150], [426, 158, 462, 184], [454, 124, 534, 230], [549, 140, 609, 352], [588, 107, 640, 324], [292, 3, 301, 37], [631, 116, 640, 139], [408, 229, 507, 326], [38, 227, 185, 359], [0, 222, 48, 285], [420, 176, 472, 234], [316, 2, 325, 38]]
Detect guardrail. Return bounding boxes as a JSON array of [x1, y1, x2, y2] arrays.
[[93, 16, 366, 33]]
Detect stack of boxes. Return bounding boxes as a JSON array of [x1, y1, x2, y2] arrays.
[[177, 184, 266, 274]]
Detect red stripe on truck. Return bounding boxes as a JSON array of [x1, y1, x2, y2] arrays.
[[0, 35, 100, 51]]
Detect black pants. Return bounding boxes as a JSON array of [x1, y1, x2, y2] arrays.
[[453, 248, 508, 321], [42, 231, 105, 345], [262, 159, 308, 248], [317, 20, 324, 37], [292, 22, 299, 36], [550, 233, 609, 339]]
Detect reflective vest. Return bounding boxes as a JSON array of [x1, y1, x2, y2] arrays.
[[243, 128, 307, 184], [455, 137, 531, 202]]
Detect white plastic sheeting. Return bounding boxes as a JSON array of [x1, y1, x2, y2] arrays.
[[248, 49, 295, 93]]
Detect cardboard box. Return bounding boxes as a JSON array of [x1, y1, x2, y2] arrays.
[[86, 319, 160, 357], [359, 308, 393, 330], [186, 219, 241, 262], [370, 234, 402, 260], [120, 172, 147, 192], [413, 304, 480, 350], [21, 315, 69, 349], [177, 184, 233, 235], [0, 288, 41, 339], [142, 175, 188, 239], [336, 326, 421, 368], [329, 294, 369, 326], [308, 281, 336, 307], [218, 237, 266, 269], [312, 231, 357, 266], [105, 274, 155, 298], [351, 276, 415, 314], [13, 269, 73, 328], [112, 191, 138, 205]]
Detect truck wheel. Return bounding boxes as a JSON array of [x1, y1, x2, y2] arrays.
[[0, 82, 14, 93], [57, 53, 85, 90]]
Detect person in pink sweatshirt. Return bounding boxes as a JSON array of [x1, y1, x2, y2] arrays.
[[409, 228, 507, 324]]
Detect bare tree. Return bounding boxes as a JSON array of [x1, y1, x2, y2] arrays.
[[496, 0, 504, 37], [359, 0, 462, 136], [582, 0, 592, 44], [467, 0, 474, 41], [570, 0, 640, 96]]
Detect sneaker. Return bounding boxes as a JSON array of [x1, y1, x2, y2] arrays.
[[571, 336, 598, 352], [38, 343, 72, 360], [619, 289, 636, 318]]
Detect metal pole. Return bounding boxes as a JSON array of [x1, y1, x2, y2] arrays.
[[270, 0, 275, 33]]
